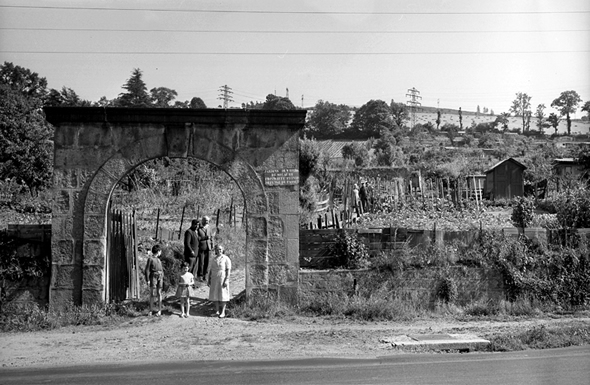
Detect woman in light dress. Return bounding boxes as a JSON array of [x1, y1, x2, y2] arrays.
[[207, 244, 231, 318]]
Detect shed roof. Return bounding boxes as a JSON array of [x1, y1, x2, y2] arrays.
[[315, 140, 367, 159], [485, 157, 527, 174]]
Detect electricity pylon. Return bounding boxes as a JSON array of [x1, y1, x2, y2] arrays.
[[217, 85, 234, 109], [406, 87, 422, 129]]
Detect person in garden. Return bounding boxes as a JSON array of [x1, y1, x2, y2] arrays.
[[144, 244, 164, 317], [176, 262, 194, 318], [197, 216, 214, 281], [207, 244, 231, 318], [183, 219, 200, 278], [359, 181, 368, 213]]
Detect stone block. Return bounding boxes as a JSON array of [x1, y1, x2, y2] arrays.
[[247, 239, 268, 264], [164, 123, 191, 157], [51, 215, 73, 240], [53, 190, 71, 214], [53, 125, 78, 147], [100, 155, 132, 180], [52, 264, 76, 288], [268, 264, 287, 285], [84, 239, 106, 265], [82, 289, 104, 305], [285, 238, 299, 264], [283, 214, 299, 239], [278, 285, 298, 305], [268, 238, 286, 263], [245, 193, 267, 215], [49, 288, 76, 307], [79, 122, 113, 147], [83, 265, 104, 290], [247, 215, 267, 238], [140, 133, 167, 160], [53, 239, 74, 264], [279, 190, 299, 215], [191, 137, 212, 159], [89, 170, 118, 196], [84, 215, 106, 239], [53, 169, 77, 189], [249, 264, 268, 286], [268, 215, 284, 238], [267, 191, 280, 214], [84, 190, 109, 215], [209, 141, 235, 167]]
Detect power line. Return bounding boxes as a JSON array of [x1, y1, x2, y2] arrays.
[[2, 50, 588, 55], [2, 27, 588, 33], [1, 5, 588, 15]]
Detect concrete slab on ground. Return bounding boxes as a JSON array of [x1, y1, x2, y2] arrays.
[[380, 333, 490, 351]]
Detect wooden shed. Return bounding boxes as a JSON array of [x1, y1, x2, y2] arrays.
[[484, 158, 527, 200]]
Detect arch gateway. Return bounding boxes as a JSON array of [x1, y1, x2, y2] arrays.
[[44, 107, 305, 306]]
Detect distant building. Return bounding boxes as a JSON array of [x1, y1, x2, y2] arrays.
[[484, 158, 527, 200], [552, 158, 586, 191]]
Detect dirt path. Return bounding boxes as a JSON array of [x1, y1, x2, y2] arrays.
[[1, 269, 589, 369]]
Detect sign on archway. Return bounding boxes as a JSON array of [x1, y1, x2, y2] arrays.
[[44, 107, 305, 306]]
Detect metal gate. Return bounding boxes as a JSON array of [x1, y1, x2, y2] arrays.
[[105, 202, 140, 302]]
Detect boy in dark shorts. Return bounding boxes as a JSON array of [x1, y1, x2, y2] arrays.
[[145, 244, 164, 316]]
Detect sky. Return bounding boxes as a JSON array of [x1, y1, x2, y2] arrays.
[[0, 0, 589, 116]]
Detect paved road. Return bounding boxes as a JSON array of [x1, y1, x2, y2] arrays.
[[1, 346, 588, 385]]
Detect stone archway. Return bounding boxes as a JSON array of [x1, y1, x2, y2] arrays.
[[45, 107, 305, 306]]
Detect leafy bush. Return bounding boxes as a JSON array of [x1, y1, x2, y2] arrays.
[[436, 277, 458, 303], [329, 230, 370, 269], [553, 187, 590, 228], [511, 196, 535, 228]]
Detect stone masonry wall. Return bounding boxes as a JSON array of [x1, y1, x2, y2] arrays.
[[299, 266, 504, 307], [45, 107, 306, 306]]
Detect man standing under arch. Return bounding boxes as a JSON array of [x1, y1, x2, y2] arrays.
[[183, 219, 200, 278], [197, 216, 213, 282]]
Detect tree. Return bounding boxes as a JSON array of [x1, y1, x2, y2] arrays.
[[551, 90, 581, 135], [495, 112, 510, 131], [441, 123, 459, 146], [305, 100, 351, 139], [261, 94, 296, 110], [118, 68, 151, 107], [547, 113, 561, 134], [350, 99, 394, 137], [46, 86, 90, 107], [0, 61, 47, 99], [436, 110, 441, 130], [510, 92, 532, 132], [581, 100, 590, 120], [341, 141, 370, 167], [389, 100, 409, 129], [189, 97, 207, 109], [0, 63, 53, 195], [150, 87, 177, 107], [458, 107, 463, 130], [476, 105, 480, 115], [373, 128, 402, 166], [534, 103, 547, 133]]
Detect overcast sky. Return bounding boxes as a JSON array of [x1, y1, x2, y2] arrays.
[[0, 0, 588, 114]]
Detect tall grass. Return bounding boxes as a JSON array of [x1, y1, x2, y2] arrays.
[[0, 301, 146, 332]]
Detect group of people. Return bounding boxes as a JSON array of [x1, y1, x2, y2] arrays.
[[143, 215, 232, 319]]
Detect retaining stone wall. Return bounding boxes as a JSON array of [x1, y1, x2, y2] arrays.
[[299, 266, 504, 306]]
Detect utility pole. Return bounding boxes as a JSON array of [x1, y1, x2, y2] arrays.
[[286, 88, 289, 99], [217, 85, 234, 109], [406, 87, 422, 129], [301, 94, 304, 108]]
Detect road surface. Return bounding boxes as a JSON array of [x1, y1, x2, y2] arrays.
[[1, 346, 588, 385]]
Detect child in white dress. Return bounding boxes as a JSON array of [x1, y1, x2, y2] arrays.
[[176, 262, 194, 318]]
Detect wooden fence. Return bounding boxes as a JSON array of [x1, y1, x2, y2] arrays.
[[300, 227, 590, 269], [106, 206, 140, 301]]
